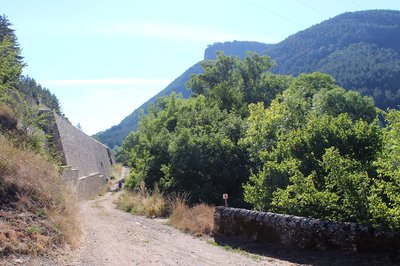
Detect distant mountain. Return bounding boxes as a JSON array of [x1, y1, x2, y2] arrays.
[[267, 10, 400, 109], [93, 63, 201, 149], [204, 41, 272, 60], [94, 41, 269, 148], [95, 10, 400, 149]]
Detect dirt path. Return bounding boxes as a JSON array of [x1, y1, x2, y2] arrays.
[[69, 192, 288, 266]]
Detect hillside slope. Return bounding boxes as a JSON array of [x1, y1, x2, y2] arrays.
[[94, 63, 202, 149], [94, 41, 269, 148], [95, 10, 400, 149], [267, 10, 400, 109]]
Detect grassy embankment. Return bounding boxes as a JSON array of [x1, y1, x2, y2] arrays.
[[0, 105, 81, 256]]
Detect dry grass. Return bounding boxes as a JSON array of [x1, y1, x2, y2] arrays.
[[0, 103, 18, 129], [0, 134, 81, 256], [169, 197, 215, 237], [115, 182, 215, 236], [115, 182, 168, 218]]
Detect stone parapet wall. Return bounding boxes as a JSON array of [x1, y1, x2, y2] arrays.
[[214, 207, 400, 253], [77, 172, 106, 200]]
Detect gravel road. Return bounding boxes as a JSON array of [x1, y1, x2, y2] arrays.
[[69, 192, 288, 266]]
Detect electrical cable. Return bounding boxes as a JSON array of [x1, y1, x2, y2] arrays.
[[350, 0, 366, 9], [295, 0, 328, 17], [244, 0, 305, 27]]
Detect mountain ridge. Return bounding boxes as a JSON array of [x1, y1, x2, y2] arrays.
[[95, 9, 400, 149]]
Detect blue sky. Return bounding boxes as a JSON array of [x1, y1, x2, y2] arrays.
[[1, 0, 399, 135]]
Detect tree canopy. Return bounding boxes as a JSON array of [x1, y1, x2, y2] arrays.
[[118, 52, 400, 230]]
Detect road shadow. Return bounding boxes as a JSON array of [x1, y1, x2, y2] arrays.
[[214, 234, 400, 265]]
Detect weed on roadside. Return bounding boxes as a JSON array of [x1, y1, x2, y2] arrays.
[[115, 182, 168, 218], [169, 196, 215, 237]]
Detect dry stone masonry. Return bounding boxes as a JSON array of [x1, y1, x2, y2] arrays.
[[214, 207, 400, 253]]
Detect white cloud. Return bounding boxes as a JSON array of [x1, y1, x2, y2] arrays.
[[41, 78, 171, 87], [92, 21, 275, 43]]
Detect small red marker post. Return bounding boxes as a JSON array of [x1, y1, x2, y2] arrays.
[[223, 193, 228, 207]]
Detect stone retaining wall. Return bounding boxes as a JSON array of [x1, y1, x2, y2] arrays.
[[53, 113, 115, 178], [61, 166, 79, 186], [76, 172, 106, 200], [214, 207, 400, 253], [40, 110, 115, 199]]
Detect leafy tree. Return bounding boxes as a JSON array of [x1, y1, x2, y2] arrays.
[[0, 35, 22, 86], [120, 53, 294, 206], [187, 52, 291, 113], [242, 72, 383, 225], [119, 94, 249, 206], [269, 116, 381, 223], [160, 96, 248, 205], [369, 110, 400, 229]]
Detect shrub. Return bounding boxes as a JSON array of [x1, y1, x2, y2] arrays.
[[115, 182, 168, 218], [169, 197, 215, 236]]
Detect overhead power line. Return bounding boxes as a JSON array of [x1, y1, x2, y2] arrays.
[[350, 0, 366, 9], [295, 0, 328, 17], [244, 0, 305, 27]]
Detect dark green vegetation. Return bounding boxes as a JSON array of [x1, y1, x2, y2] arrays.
[[0, 15, 63, 155], [268, 10, 400, 110], [96, 10, 400, 149], [0, 16, 62, 117], [118, 53, 288, 207], [118, 51, 400, 230]]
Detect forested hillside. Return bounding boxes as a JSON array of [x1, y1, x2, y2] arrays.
[[204, 41, 271, 60], [95, 9, 400, 149], [268, 10, 400, 110]]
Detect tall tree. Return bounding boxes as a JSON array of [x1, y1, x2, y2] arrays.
[[242, 72, 383, 225]]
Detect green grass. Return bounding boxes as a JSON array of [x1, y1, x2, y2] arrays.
[[25, 226, 43, 235]]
